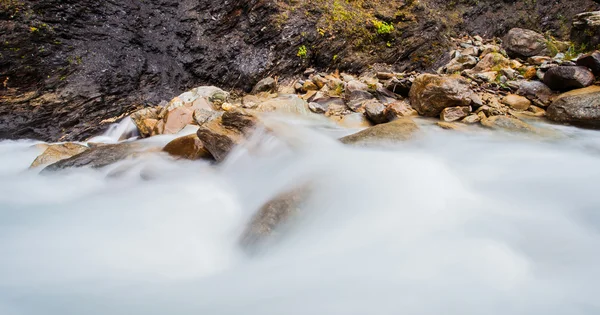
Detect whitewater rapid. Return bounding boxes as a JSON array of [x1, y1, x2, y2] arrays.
[[1, 118, 600, 315]]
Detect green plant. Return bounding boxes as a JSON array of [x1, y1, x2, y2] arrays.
[[297, 45, 307, 58], [372, 20, 394, 35]]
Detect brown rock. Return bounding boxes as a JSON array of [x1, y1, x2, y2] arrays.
[[30, 143, 89, 168], [473, 52, 511, 72], [345, 80, 374, 112], [440, 106, 472, 122], [502, 94, 532, 111], [462, 114, 481, 124], [303, 80, 319, 91], [130, 107, 160, 138], [339, 118, 419, 145], [163, 134, 213, 160], [503, 28, 549, 58], [409, 74, 480, 117], [546, 85, 600, 128], [364, 100, 388, 124], [480, 116, 536, 133], [41, 142, 151, 172], [196, 111, 258, 162]]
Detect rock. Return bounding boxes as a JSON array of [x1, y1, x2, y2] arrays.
[[163, 134, 213, 160], [339, 118, 419, 145], [436, 121, 467, 131], [473, 71, 498, 83], [462, 114, 481, 124], [312, 75, 327, 89], [376, 72, 395, 80], [196, 110, 258, 162], [130, 107, 160, 138], [191, 86, 229, 107], [503, 28, 549, 58], [385, 77, 412, 96], [42, 142, 149, 172], [546, 86, 600, 128], [571, 11, 600, 50], [308, 102, 327, 114], [543, 66, 595, 91], [240, 185, 311, 250], [480, 44, 503, 57], [461, 46, 479, 57], [523, 66, 538, 79], [163, 106, 195, 134], [576, 51, 600, 76], [528, 56, 553, 65], [252, 77, 277, 94], [440, 106, 471, 122], [526, 105, 547, 117], [345, 80, 374, 112], [256, 94, 311, 116], [331, 113, 372, 128], [516, 80, 555, 105], [480, 116, 536, 133], [303, 80, 319, 91], [409, 74, 480, 117], [193, 108, 221, 126], [444, 55, 478, 73], [502, 94, 531, 111], [364, 100, 388, 124], [473, 52, 511, 72], [30, 143, 89, 168], [385, 100, 418, 119]]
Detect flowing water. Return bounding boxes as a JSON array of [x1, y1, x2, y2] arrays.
[[1, 117, 600, 315]]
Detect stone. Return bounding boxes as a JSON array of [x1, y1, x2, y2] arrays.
[[502, 94, 531, 111], [242, 95, 261, 109], [163, 134, 213, 160], [252, 77, 277, 94], [444, 55, 478, 73], [193, 108, 220, 126], [543, 66, 595, 91], [571, 11, 600, 50], [331, 113, 372, 128], [461, 46, 479, 57], [546, 86, 600, 128], [196, 110, 258, 162], [312, 75, 327, 89], [516, 80, 555, 105], [409, 74, 480, 117], [523, 66, 538, 80], [576, 51, 600, 76], [503, 28, 549, 58], [256, 94, 311, 116], [527, 105, 546, 117], [163, 106, 194, 134], [473, 52, 511, 72], [440, 106, 471, 122], [462, 114, 481, 124], [385, 77, 412, 96], [436, 121, 467, 131], [345, 80, 374, 111], [473, 71, 498, 83], [41, 142, 150, 172], [302, 80, 319, 91], [308, 102, 327, 114], [480, 44, 503, 57], [364, 100, 388, 124], [528, 56, 553, 65], [30, 143, 89, 168], [385, 100, 417, 119], [376, 72, 395, 80], [480, 116, 536, 133], [339, 118, 419, 145], [130, 107, 160, 138], [192, 86, 229, 107]]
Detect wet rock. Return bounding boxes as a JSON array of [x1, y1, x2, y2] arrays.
[[502, 94, 531, 111], [308, 102, 327, 114], [385, 77, 413, 96], [547, 86, 600, 128], [364, 100, 388, 124], [503, 28, 549, 58], [409, 74, 480, 117], [163, 134, 213, 160], [436, 121, 467, 131], [42, 142, 149, 172], [385, 100, 418, 119], [339, 118, 419, 145], [163, 106, 195, 135], [480, 116, 536, 133], [345, 80, 374, 112], [196, 110, 258, 162], [440, 106, 471, 122], [252, 77, 277, 94], [130, 107, 160, 138], [30, 143, 89, 168], [576, 51, 600, 76], [543, 66, 595, 91]]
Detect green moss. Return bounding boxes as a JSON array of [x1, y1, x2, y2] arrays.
[[297, 45, 308, 58]]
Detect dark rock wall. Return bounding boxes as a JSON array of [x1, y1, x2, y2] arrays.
[[1, 0, 598, 141]]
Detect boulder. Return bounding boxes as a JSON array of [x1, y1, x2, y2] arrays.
[[41, 142, 150, 172], [191, 86, 229, 107], [162, 106, 195, 134], [163, 134, 213, 160], [546, 86, 600, 128], [308, 102, 327, 114], [473, 52, 511, 72], [503, 28, 549, 58], [480, 116, 536, 133], [130, 107, 160, 138], [440, 106, 471, 122], [385, 100, 418, 119], [443, 55, 478, 73], [571, 11, 600, 50], [196, 110, 258, 162], [462, 114, 481, 124], [256, 94, 311, 116], [409, 74, 480, 117], [364, 100, 388, 124], [576, 51, 600, 76], [339, 118, 419, 145], [502, 94, 531, 111], [252, 77, 277, 94], [30, 143, 89, 168], [543, 66, 595, 91], [516, 80, 555, 105]]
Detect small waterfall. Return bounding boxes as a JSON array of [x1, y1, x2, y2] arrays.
[[87, 117, 139, 143]]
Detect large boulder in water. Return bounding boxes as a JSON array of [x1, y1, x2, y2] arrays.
[[546, 86, 600, 128], [30, 143, 89, 168], [163, 134, 213, 160], [503, 28, 549, 58], [409, 74, 481, 117], [543, 66, 595, 91], [339, 118, 419, 145], [196, 110, 258, 162]]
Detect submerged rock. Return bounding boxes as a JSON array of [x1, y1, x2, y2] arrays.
[[339, 118, 419, 145], [30, 143, 89, 168], [409, 74, 480, 117], [163, 134, 213, 160], [480, 116, 536, 133], [546, 86, 600, 128]]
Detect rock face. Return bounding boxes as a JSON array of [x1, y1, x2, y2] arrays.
[[543, 66, 595, 91], [571, 11, 600, 49], [547, 86, 600, 128], [409, 74, 480, 117], [163, 134, 213, 160], [503, 28, 548, 58], [196, 111, 258, 162], [339, 118, 418, 145], [30, 143, 89, 168]]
